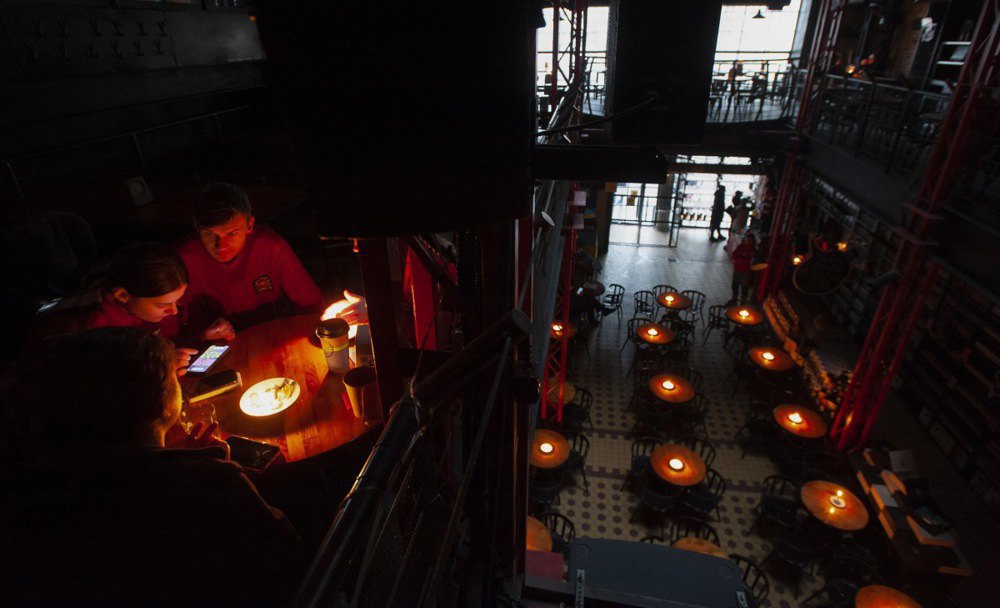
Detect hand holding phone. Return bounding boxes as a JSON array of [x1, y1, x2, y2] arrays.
[[187, 344, 230, 374]]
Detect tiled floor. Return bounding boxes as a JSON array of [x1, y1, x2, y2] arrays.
[[537, 228, 823, 608]]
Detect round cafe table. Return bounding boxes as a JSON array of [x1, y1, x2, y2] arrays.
[[855, 585, 922, 608], [801, 480, 869, 532], [526, 516, 553, 552], [531, 429, 570, 469], [657, 291, 692, 311], [636, 322, 674, 345], [725, 305, 764, 326], [774, 405, 828, 439], [648, 374, 696, 404], [749, 346, 796, 372], [546, 380, 575, 404], [550, 321, 577, 340], [651, 444, 706, 487], [673, 537, 729, 560], [183, 314, 370, 463]]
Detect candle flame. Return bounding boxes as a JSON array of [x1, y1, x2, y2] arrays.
[[836, 489, 844, 497], [762, 351, 775, 361], [668, 458, 685, 471], [792, 255, 803, 265], [661, 380, 676, 391], [665, 295, 675, 303], [787, 412, 803, 424], [647, 327, 659, 337], [836, 241, 848, 252], [738, 309, 750, 318], [552, 322, 563, 332], [539, 442, 554, 454]]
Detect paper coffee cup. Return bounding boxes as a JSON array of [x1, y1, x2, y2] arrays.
[[316, 318, 350, 373], [343, 366, 377, 419]]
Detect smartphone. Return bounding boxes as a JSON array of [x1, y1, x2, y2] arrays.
[[187, 344, 230, 374], [189, 369, 242, 403], [226, 436, 281, 472]]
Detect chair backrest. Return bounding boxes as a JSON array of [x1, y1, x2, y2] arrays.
[[573, 387, 594, 411], [680, 290, 706, 311], [632, 436, 662, 460], [678, 434, 716, 468], [730, 554, 769, 606], [669, 516, 721, 545], [707, 304, 728, 329], [652, 284, 677, 297], [633, 290, 656, 315], [761, 475, 799, 501], [567, 432, 589, 460], [540, 511, 576, 544], [829, 552, 881, 586], [665, 335, 692, 357], [703, 468, 726, 497], [606, 283, 626, 305], [626, 317, 646, 339]]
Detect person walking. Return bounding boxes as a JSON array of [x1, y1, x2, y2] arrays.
[[709, 184, 726, 241], [730, 232, 756, 304]]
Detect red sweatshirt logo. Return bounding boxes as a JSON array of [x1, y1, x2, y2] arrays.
[[253, 275, 274, 294]]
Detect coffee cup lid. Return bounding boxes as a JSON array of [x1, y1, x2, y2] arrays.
[[317, 318, 350, 337]]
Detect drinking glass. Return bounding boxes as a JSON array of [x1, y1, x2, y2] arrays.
[[179, 401, 217, 434]]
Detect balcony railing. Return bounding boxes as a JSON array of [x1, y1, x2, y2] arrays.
[[791, 73, 953, 177]]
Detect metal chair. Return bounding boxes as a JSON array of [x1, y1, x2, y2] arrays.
[[735, 401, 780, 459], [679, 467, 726, 521], [666, 516, 721, 546], [801, 552, 880, 607], [748, 475, 800, 536], [660, 335, 692, 366], [652, 284, 678, 318], [702, 304, 730, 345], [672, 393, 710, 437], [620, 436, 662, 491], [730, 555, 770, 608], [528, 469, 563, 513], [563, 387, 594, 432], [675, 433, 717, 469], [680, 289, 706, 327], [540, 511, 576, 555], [620, 317, 647, 357], [633, 290, 657, 319], [600, 283, 626, 326], [629, 472, 681, 524], [564, 432, 590, 494], [762, 525, 816, 598]]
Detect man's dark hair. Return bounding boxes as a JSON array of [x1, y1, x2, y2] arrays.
[[192, 182, 252, 229], [92, 242, 188, 298], [32, 327, 175, 446]]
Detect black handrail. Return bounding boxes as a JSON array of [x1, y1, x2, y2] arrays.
[[292, 310, 532, 608]]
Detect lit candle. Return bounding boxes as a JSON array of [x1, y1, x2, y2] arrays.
[[762, 351, 776, 362], [668, 458, 685, 471], [792, 255, 803, 265], [738, 309, 750, 319], [539, 442, 554, 454], [837, 241, 848, 252], [787, 412, 803, 424], [552, 322, 563, 333], [647, 327, 659, 337], [829, 494, 847, 509], [665, 295, 675, 303], [661, 380, 676, 391]]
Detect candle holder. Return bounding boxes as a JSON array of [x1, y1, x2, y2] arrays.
[[787, 412, 803, 425], [661, 380, 676, 391], [829, 494, 847, 509], [738, 309, 750, 319], [647, 327, 659, 337], [761, 351, 776, 362], [668, 458, 685, 471], [539, 442, 554, 454]]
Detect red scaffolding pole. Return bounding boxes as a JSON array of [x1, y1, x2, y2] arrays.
[[830, 0, 1000, 450]]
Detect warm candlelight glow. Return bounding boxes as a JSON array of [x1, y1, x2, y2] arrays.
[[738, 309, 750, 318], [792, 255, 803, 265], [836, 241, 848, 252], [551, 322, 563, 332], [787, 412, 804, 425], [647, 327, 659, 337], [762, 351, 776, 362], [321, 300, 360, 339], [836, 489, 844, 497], [665, 295, 675, 303], [661, 380, 676, 391], [829, 506, 836, 514], [829, 495, 847, 509], [539, 442, 554, 454], [668, 458, 685, 471]]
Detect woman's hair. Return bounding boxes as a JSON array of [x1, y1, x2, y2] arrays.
[[192, 182, 253, 229], [30, 327, 176, 446], [86, 243, 188, 297]]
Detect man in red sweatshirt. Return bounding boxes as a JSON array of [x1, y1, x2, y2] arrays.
[[178, 183, 324, 338], [730, 232, 756, 304]]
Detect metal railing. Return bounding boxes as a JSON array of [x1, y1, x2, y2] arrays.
[[790, 72, 953, 176], [294, 311, 531, 608]]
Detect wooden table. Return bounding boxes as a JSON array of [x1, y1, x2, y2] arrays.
[[546, 380, 575, 404], [184, 314, 369, 463], [651, 444, 706, 487], [726, 305, 764, 326], [774, 405, 828, 439], [527, 516, 554, 552], [855, 585, 922, 608], [673, 537, 729, 560], [801, 480, 869, 532], [636, 322, 674, 345], [648, 374, 696, 404], [532, 429, 570, 469], [550, 321, 577, 340], [749, 346, 796, 371], [657, 291, 692, 311]]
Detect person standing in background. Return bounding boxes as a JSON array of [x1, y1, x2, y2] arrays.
[[730, 232, 756, 304], [709, 183, 726, 242]]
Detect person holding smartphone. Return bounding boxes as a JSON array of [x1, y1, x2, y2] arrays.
[[177, 182, 324, 339], [4, 327, 305, 607]]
